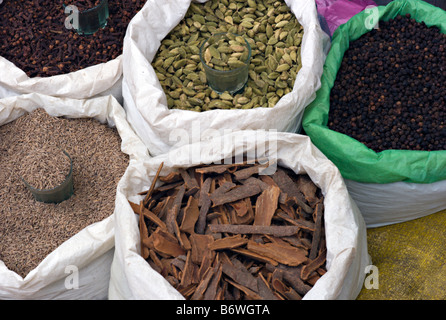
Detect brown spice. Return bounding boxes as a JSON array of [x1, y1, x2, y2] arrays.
[[0, 108, 129, 277], [132, 160, 327, 300], [328, 14, 446, 152], [18, 145, 71, 190]]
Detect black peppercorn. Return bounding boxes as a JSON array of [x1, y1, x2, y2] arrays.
[[328, 14, 446, 152]]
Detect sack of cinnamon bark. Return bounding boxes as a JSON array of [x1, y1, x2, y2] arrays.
[[0, 93, 148, 299], [0, 0, 148, 102], [121, 0, 330, 156], [109, 131, 370, 299]]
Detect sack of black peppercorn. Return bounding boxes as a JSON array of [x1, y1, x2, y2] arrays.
[[302, 0, 446, 227]]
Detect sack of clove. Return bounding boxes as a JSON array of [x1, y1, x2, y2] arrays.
[[121, 0, 330, 156], [0, 93, 148, 299], [0, 0, 148, 103], [109, 131, 370, 300]]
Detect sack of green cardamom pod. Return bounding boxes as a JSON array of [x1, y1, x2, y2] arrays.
[[302, 0, 446, 227], [122, 0, 330, 157]]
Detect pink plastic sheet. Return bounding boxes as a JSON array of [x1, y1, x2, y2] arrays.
[[316, 0, 377, 36]]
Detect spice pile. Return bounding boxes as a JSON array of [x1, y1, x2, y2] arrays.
[[0, 108, 129, 277], [328, 14, 445, 152], [71, 0, 102, 11], [131, 161, 327, 300], [153, 0, 304, 111], [18, 145, 71, 190], [0, 0, 147, 77]]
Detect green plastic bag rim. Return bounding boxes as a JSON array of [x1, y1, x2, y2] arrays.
[[302, 0, 446, 184]]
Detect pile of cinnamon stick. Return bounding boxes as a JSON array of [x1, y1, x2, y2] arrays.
[[129, 160, 327, 300]]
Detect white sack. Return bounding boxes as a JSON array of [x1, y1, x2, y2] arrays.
[[122, 0, 330, 156], [109, 131, 370, 300], [0, 93, 148, 300], [345, 179, 446, 228], [0, 55, 123, 103]]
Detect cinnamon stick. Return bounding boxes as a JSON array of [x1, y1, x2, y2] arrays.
[[139, 201, 150, 259], [166, 185, 185, 234], [211, 183, 262, 207], [208, 224, 300, 237], [179, 168, 200, 194], [143, 162, 164, 207], [221, 260, 258, 292], [272, 169, 313, 214], [133, 161, 327, 300], [203, 262, 223, 300], [180, 196, 200, 234], [233, 163, 269, 181], [309, 203, 324, 260], [208, 235, 248, 251], [254, 185, 281, 226], [301, 249, 327, 281], [150, 227, 186, 257], [247, 240, 308, 267], [190, 265, 216, 300], [196, 177, 212, 234]]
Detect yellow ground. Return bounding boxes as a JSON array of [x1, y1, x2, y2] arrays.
[[357, 209, 446, 300]]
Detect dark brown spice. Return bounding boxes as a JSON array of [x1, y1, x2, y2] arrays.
[[132, 160, 327, 300]]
